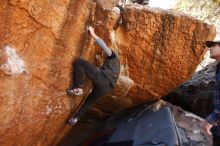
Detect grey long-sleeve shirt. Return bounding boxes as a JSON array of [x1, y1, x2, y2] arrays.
[[95, 38, 120, 87], [95, 38, 112, 57]]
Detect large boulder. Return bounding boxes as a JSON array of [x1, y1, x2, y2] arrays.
[[161, 0, 220, 118], [164, 61, 218, 118], [0, 0, 215, 146], [89, 2, 216, 114], [175, 0, 220, 38]]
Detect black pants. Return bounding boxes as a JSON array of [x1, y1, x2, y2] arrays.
[[72, 58, 113, 119], [213, 135, 220, 146]]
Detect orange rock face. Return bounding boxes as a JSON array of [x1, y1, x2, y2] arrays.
[[0, 0, 215, 146]]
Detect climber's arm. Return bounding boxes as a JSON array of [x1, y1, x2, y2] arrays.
[[88, 26, 112, 57]]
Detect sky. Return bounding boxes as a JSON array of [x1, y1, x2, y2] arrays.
[[148, 0, 177, 9]]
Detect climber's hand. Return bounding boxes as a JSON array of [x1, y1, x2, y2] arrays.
[[87, 26, 99, 39], [88, 26, 95, 34], [202, 120, 212, 135]]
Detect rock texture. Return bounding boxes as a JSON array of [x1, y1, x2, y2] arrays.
[[164, 61, 219, 118], [174, 0, 220, 71], [59, 100, 212, 146], [161, 0, 220, 119], [175, 0, 220, 38], [90, 2, 216, 115], [0, 0, 215, 146]]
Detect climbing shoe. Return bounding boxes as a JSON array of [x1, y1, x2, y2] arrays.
[[66, 88, 83, 96], [67, 117, 78, 126]]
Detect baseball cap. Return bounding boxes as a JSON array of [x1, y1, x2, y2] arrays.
[[205, 40, 220, 48]]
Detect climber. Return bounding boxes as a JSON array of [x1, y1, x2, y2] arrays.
[[66, 26, 121, 125], [113, 0, 130, 31], [202, 40, 220, 146]]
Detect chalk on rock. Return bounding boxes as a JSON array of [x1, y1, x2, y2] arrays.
[[0, 45, 27, 76], [112, 6, 120, 14]]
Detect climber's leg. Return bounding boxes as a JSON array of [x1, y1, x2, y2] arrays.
[[71, 89, 100, 119], [67, 86, 111, 125], [66, 58, 101, 96]]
